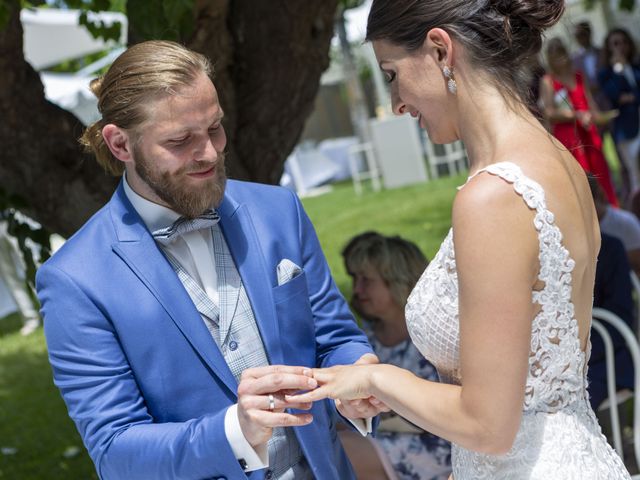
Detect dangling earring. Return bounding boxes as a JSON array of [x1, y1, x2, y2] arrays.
[[443, 65, 457, 95]]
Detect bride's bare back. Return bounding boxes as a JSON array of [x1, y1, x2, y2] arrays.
[[502, 134, 600, 353]]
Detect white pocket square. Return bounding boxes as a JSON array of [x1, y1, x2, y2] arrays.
[[277, 259, 302, 286]]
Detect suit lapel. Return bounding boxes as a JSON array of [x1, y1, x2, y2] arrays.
[[108, 183, 238, 395], [218, 195, 284, 366]]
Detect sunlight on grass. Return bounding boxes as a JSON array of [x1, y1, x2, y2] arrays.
[[0, 318, 97, 479], [302, 174, 465, 295]]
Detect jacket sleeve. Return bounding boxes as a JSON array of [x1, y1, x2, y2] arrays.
[[37, 264, 246, 480]]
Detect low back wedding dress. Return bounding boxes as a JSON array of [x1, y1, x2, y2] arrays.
[[406, 162, 631, 479]]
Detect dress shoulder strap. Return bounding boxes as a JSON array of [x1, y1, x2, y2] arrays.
[[462, 162, 548, 212], [462, 161, 576, 281]]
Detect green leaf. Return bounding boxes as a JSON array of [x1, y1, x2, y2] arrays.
[[163, 0, 195, 40], [619, 0, 635, 10], [79, 14, 123, 43], [94, 0, 110, 11], [128, 0, 175, 40], [339, 0, 366, 10], [0, 0, 11, 33], [128, 0, 195, 42]]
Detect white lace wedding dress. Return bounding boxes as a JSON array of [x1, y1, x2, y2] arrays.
[[406, 162, 631, 479]]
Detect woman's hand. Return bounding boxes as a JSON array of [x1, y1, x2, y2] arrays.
[[286, 363, 392, 405], [286, 364, 374, 403], [576, 110, 593, 128]]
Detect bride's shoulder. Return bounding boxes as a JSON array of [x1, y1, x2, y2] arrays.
[[453, 168, 529, 219], [452, 169, 540, 251]]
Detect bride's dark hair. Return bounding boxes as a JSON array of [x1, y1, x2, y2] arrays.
[[366, 0, 564, 104]]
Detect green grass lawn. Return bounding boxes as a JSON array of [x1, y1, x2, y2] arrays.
[[0, 315, 97, 479], [0, 174, 463, 479], [302, 174, 465, 295]]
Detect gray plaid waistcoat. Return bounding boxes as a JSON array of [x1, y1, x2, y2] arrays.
[[163, 225, 312, 479]]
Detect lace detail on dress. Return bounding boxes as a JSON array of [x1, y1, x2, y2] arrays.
[[479, 164, 584, 413], [405, 162, 630, 479]]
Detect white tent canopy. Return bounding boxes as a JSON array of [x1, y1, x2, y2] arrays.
[[21, 8, 127, 125], [21, 8, 126, 70]]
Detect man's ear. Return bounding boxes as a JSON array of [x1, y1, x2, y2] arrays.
[[102, 124, 135, 164], [424, 28, 455, 67]]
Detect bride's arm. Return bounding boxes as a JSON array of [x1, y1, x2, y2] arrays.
[[293, 175, 539, 455]]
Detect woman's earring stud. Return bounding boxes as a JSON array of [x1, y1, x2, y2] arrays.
[[443, 65, 457, 95]]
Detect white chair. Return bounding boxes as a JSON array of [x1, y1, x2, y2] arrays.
[[592, 307, 640, 474], [284, 148, 339, 197], [347, 142, 382, 196]]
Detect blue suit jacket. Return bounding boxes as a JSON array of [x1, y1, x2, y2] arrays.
[[598, 63, 640, 142], [37, 180, 373, 480]]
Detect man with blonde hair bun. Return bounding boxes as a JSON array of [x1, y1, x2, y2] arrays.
[[37, 40, 384, 480]]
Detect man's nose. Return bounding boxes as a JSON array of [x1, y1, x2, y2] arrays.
[[195, 137, 219, 162]]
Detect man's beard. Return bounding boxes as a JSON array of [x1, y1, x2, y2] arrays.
[[134, 147, 227, 218]]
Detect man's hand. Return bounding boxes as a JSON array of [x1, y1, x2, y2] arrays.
[[237, 365, 316, 448], [335, 354, 390, 420]]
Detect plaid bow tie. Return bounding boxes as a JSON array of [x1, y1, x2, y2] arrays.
[[152, 209, 220, 245]]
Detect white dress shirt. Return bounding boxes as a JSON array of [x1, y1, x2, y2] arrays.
[[123, 176, 268, 470], [123, 176, 370, 471]]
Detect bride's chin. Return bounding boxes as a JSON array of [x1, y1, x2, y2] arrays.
[[425, 128, 459, 146]]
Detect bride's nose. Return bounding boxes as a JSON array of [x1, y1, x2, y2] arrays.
[[392, 99, 407, 116]]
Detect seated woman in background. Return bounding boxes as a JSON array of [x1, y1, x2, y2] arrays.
[[341, 232, 451, 480], [540, 37, 619, 206]]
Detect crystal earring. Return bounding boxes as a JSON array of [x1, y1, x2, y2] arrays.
[[443, 65, 457, 95]]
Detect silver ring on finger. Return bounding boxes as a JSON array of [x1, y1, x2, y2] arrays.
[[268, 393, 275, 411]]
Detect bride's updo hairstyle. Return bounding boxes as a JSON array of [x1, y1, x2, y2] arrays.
[[79, 40, 212, 176], [366, 0, 564, 105]]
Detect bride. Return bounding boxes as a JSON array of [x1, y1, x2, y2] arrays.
[[290, 0, 631, 478]]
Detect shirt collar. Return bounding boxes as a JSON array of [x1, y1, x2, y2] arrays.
[[122, 172, 181, 233]]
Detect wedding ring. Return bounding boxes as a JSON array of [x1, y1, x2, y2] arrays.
[[268, 394, 275, 412]]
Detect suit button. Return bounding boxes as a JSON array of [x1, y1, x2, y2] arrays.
[[229, 340, 238, 351], [265, 470, 273, 479]]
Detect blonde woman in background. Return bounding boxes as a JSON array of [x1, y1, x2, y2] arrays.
[[341, 232, 451, 480]]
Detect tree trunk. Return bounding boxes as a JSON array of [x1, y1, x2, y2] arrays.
[[0, 0, 118, 239], [188, 0, 339, 184], [0, 0, 338, 236]]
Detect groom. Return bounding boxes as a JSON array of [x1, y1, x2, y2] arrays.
[[37, 41, 382, 480]]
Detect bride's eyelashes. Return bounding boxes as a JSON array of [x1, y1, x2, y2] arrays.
[[383, 70, 396, 84]]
